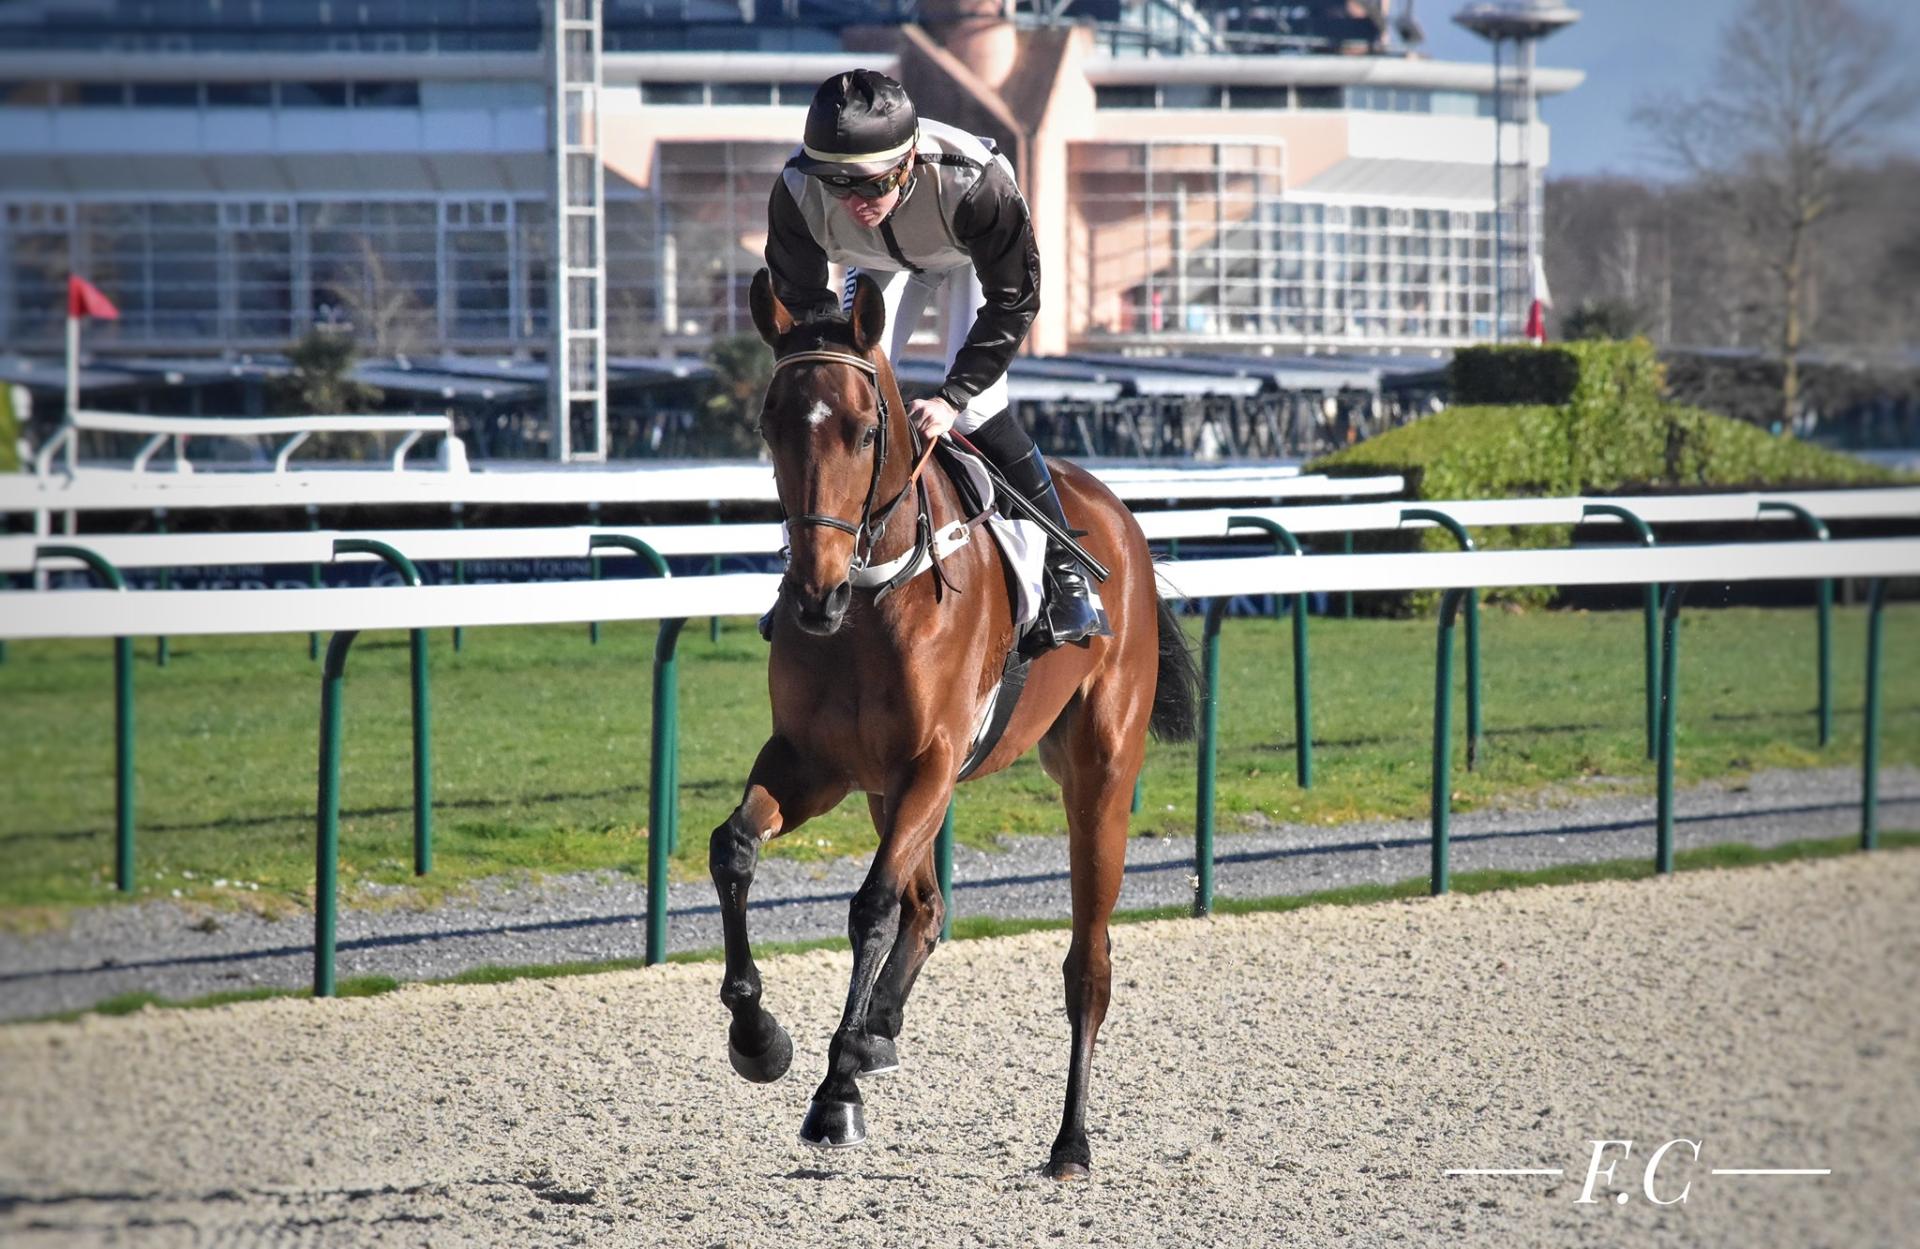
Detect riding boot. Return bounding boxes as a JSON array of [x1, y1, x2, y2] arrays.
[[973, 423, 1103, 651]]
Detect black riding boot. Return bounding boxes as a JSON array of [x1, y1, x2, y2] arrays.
[[968, 413, 1103, 651]]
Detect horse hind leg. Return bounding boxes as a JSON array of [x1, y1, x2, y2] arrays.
[[712, 736, 846, 1085], [1037, 681, 1146, 1180]]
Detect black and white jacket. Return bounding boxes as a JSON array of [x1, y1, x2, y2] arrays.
[[766, 117, 1041, 413]]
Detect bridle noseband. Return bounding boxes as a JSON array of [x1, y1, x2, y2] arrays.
[[770, 348, 920, 572]]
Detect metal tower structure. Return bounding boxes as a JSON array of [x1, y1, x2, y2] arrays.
[[1453, 2, 1579, 341], [547, 0, 608, 461]]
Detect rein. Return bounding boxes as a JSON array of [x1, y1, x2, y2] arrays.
[[770, 348, 942, 582]]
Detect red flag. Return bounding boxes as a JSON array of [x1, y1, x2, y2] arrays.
[[67, 274, 119, 320], [1525, 299, 1547, 344]]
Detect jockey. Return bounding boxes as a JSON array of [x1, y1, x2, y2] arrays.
[[761, 68, 1102, 652]]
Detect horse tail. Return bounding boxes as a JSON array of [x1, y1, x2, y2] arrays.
[[1149, 595, 1200, 743]]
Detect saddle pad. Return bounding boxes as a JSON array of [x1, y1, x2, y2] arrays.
[[935, 442, 1047, 636]]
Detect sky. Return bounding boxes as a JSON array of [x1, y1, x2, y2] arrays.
[[1416, 0, 1920, 178]]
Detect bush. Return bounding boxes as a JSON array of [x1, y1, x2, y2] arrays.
[[0, 383, 19, 472], [1311, 389, 1901, 610]]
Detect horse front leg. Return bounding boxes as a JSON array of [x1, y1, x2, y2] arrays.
[[855, 795, 945, 1077], [799, 761, 954, 1148], [712, 736, 847, 1085]]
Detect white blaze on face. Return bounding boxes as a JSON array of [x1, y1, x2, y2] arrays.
[[806, 399, 832, 428]]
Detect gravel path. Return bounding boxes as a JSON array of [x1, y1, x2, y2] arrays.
[[2, 851, 1914, 1248], [1, 766, 1913, 1022]]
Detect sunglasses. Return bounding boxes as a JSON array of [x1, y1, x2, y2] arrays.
[[818, 161, 911, 200]]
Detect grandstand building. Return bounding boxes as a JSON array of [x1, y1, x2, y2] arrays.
[[0, 2, 1579, 358]]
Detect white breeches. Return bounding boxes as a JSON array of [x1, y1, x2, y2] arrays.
[[841, 265, 1008, 434]]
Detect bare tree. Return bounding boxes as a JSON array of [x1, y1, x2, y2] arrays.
[[1635, 0, 1917, 426], [325, 237, 430, 357]]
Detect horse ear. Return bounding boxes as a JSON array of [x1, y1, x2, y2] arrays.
[[749, 269, 793, 346], [848, 273, 887, 354]]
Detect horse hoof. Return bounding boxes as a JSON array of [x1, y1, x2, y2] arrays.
[[798, 1098, 866, 1149], [1046, 1139, 1092, 1180], [727, 1022, 793, 1085], [858, 1035, 899, 1077]]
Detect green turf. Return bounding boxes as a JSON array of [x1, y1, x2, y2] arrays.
[[23, 832, 1918, 1024], [1, 605, 1914, 918]]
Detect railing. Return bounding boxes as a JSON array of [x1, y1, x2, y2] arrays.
[[5, 528, 1914, 997], [32, 410, 459, 480]]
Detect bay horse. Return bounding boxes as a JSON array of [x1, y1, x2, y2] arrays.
[[709, 268, 1198, 1179]]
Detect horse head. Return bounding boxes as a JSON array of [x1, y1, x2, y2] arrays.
[[750, 267, 908, 637]]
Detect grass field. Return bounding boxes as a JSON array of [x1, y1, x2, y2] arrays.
[[1, 603, 1913, 918]]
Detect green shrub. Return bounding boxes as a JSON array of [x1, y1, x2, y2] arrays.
[[1311, 392, 1901, 611], [0, 383, 19, 472]]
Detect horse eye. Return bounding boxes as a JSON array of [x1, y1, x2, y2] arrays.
[[859, 424, 878, 448]]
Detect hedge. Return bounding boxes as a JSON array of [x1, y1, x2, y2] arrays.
[[1309, 388, 1901, 609], [0, 383, 19, 473]]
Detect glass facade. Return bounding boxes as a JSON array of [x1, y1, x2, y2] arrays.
[[1069, 141, 1497, 345], [0, 143, 801, 354], [2, 198, 543, 351]]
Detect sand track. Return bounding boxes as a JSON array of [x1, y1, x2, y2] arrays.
[[4, 853, 1917, 1248]]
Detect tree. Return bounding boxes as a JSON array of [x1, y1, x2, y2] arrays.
[[1634, 0, 1917, 428], [1560, 297, 1647, 342], [270, 329, 383, 417], [323, 237, 430, 357], [698, 333, 773, 457]]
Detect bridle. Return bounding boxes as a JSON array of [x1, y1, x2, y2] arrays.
[[770, 348, 928, 575]]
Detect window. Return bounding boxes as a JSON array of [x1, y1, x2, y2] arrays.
[[1160, 84, 1223, 109], [774, 82, 817, 106], [1093, 85, 1156, 109], [131, 82, 198, 107], [710, 82, 771, 106], [1297, 86, 1341, 110], [1228, 86, 1289, 110], [282, 82, 349, 108], [206, 82, 273, 107], [350, 81, 420, 108], [74, 83, 127, 107], [641, 81, 702, 105]]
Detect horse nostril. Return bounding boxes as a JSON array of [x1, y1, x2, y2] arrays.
[[826, 581, 852, 617]]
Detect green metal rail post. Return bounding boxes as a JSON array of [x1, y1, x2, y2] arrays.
[[1655, 585, 1688, 874], [588, 503, 602, 646], [1194, 596, 1230, 917], [1429, 588, 1471, 896], [1862, 579, 1888, 850], [313, 629, 359, 997], [450, 503, 465, 654], [1402, 509, 1481, 769], [1226, 516, 1313, 788], [152, 509, 170, 667], [937, 801, 955, 940], [306, 504, 322, 661], [1341, 530, 1354, 619], [588, 534, 681, 961], [709, 504, 723, 644], [1758, 501, 1833, 747], [36, 544, 134, 892], [331, 538, 433, 876], [1581, 504, 1660, 758]]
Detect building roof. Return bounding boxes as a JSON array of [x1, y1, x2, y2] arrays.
[[1297, 157, 1494, 202]]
